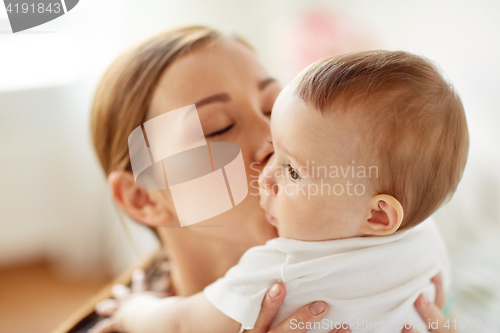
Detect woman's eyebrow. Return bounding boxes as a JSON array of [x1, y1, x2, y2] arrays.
[[195, 78, 276, 108], [195, 93, 231, 108], [259, 78, 277, 91]]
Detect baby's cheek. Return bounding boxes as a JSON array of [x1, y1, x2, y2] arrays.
[[284, 197, 310, 222]]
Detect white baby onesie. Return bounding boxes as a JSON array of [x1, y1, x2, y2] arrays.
[[204, 219, 450, 333]]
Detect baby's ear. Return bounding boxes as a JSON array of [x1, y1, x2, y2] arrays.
[[359, 194, 404, 236]]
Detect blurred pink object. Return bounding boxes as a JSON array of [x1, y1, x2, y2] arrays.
[[273, 8, 378, 81]]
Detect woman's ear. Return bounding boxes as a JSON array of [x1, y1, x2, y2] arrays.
[[359, 194, 404, 236], [108, 171, 176, 227]]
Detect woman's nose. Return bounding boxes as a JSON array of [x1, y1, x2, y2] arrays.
[[253, 116, 274, 168]]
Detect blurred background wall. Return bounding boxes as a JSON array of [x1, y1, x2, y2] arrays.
[[0, 0, 499, 332]]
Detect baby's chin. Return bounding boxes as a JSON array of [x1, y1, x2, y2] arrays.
[[258, 216, 279, 242], [247, 208, 278, 240]]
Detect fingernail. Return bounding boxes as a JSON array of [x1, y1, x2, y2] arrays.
[[416, 294, 430, 308], [268, 283, 281, 298], [431, 273, 442, 282], [309, 301, 326, 315], [339, 329, 351, 333]]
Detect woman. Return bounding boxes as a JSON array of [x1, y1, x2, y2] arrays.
[[90, 26, 453, 333]]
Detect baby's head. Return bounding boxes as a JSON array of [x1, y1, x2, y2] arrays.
[[259, 50, 469, 241]]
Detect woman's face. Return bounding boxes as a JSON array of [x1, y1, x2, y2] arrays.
[[147, 37, 281, 246]]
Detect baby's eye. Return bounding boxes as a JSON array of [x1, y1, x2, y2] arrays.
[[287, 164, 301, 182]]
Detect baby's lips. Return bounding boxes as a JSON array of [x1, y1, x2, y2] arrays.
[[264, 211, 277, 226]]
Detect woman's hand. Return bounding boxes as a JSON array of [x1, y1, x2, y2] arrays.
[[247, 283, 351, 333], [253, 274, 453, 333], [403, 273, 456, 333]]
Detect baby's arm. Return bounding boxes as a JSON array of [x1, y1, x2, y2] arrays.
[[118, 292, 241, 333], [95, 246, 284, 333]]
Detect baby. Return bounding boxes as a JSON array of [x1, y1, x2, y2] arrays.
[[106, 51, 469, 333]]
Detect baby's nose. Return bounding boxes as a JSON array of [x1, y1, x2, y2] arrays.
[[259, 166, 279, 196]]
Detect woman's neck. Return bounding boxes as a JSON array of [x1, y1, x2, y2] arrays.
[[158, 226, 250, 296]]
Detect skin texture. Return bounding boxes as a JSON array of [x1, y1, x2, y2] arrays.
[[99, 37, 452, 333]]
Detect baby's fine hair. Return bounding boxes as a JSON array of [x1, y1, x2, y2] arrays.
[[294, 50, 469, 229]]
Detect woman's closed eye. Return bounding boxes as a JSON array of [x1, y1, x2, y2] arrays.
[[205, 124, 234, 138]]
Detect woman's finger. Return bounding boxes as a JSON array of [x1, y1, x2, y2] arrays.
[[132, 269, 148, 293], [89, 318, 121, 333], [111, 284, 130, 301], [431, 273, 445, 310], [414, 294, 455, 332], [268, 301, 329, 333], [250, 283, 287, 332], [95, 299, 118, 317]]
